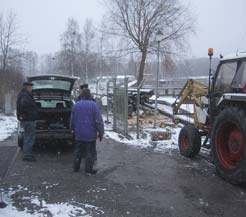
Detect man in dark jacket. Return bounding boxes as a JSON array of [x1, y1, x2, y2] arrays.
[[70, 88, 104, 174], [16, 82, 38, 161]]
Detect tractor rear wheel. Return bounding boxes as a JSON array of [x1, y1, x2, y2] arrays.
[[178, 125, 201, 158], [211, 108, 246, 184]]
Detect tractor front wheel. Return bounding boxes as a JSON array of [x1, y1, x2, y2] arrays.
[[178, 125, 201, 158], [211, 108, 246, 184]]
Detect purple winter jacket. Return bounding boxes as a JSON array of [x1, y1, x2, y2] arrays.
[[70, 100, 104, 142]]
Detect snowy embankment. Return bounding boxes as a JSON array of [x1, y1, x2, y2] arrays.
[[149, 95, 194, 113], [105, 127, 181, 153], [148, 96, 194, 124], [0, 185, 104, 217], [0, 113, 17, 142]]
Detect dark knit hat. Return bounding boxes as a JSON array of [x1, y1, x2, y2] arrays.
[[80, 83, 89, 89], [23, 81, 34, 86], [81, 88, 92, 100]]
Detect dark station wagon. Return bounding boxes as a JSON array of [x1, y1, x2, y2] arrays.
[[18, 75, 77, 147]]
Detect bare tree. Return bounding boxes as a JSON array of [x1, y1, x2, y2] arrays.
[[104, 0, 194, 84], [83, 18, 95, 82], [22, 51, 38, 76], [60, 18, 82, 76], [0, 11, 23, 70]]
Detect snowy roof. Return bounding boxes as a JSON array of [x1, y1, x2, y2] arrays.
[[27, 74, 80, 80], [221, 50, 246, 61], [159, 76, 208, 82]]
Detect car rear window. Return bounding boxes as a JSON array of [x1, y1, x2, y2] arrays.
[[32, 80, 71, 91]]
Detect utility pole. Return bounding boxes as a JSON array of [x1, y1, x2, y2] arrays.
[[100, 36, 103, 79], [154, 30, 163, 128], [85, 55, 88, 83]]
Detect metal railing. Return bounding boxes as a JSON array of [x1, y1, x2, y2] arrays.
[[94, 77, 129, 135]]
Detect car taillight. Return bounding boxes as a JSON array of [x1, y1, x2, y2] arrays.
[[244, 84, 246, 93]]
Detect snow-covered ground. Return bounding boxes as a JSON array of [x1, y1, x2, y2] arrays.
[[147, 97, 195, 124], [0, 185, 104, 217], [0, 113, 17, 142], [105, 126, 181, 153], [149, 96, 194, 113]]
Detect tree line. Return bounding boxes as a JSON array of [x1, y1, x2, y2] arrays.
[[40, 0, 194, 84]]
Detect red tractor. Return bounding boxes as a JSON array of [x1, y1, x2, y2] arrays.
[[174, 49, 246, 184]]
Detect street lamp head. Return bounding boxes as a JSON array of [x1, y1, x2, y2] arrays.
[[156, 30, 163, 42]]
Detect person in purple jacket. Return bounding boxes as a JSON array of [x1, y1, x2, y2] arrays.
[[70, 88, 104, 174]]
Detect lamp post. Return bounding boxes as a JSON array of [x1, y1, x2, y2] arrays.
[[154, 30, 163, 128], [100, 36, 103, 79]]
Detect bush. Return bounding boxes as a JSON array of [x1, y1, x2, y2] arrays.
[[0, 68, 24, 111]]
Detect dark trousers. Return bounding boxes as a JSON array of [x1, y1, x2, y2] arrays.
[[73, 140, 96, 171], [92, 143, 97, 161], [78, 141, 97, 160], [22, 121, 35, 158]]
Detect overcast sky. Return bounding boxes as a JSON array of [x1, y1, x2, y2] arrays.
[[1, 0, 246, 58]]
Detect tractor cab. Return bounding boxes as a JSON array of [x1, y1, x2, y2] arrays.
[[211, 52, 246, 115], [213, 52, 246, 93]]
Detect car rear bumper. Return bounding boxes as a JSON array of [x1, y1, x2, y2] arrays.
[[35, 130, 73, 140], [19, 130, 73, 140]]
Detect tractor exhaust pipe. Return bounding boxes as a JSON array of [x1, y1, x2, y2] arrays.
[[208, 48, 214, 114]]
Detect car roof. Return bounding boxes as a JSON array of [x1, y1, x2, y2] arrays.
[[27, 75, 79, 81]]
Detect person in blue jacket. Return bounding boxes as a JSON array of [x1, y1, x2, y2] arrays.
[[70, 88, 104, 174]]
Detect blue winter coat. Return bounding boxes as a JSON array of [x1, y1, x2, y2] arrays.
[[70, 100, 104, 142]]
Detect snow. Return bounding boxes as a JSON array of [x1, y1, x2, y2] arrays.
[[159, 76, 209, 82], [149, 96, 195, 114], [156, 104, 174, 115], [39, 201, 89, 217], [105, 126, 181, 153], [146, 100, 194, 125], [105, 131, 152, 149], [180, 104, 194, 113], [0, 186, 104, 217], [127, 80, 137, 87], [145, 103, 172, 116], [0, 204, 34, 217], [174, 115, 194, 124], [149, 96, 176, 105], [0, 113, 17, 142]]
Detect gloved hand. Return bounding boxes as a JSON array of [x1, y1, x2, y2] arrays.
[[98, 133, 104, 142]]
